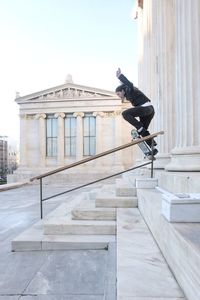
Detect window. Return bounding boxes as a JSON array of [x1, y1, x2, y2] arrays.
[[83, 113, 96, 156], [65, 114, 76, 156], [46, 115, 57, 157]]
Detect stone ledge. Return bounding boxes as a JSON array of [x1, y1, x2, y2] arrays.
[[137, 188, 200, 300], [117, 208, 185, 299], [0, 181, 30, 192]]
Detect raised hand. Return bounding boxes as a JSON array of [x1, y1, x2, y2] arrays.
[[116, 68, 121, 78]]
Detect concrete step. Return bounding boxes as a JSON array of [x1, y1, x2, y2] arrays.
[[71, 198, 116, 220], [43, 214, 116, 235], [137, 188, 199, 300], [96, 190, 137, 208], [12, 221, 115, 251], [117, 208, 185, 299]]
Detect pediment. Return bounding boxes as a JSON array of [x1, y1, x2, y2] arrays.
[[15, 82, 116, 103]]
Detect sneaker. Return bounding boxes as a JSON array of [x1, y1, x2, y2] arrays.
[[145, 138, 157, 147], [147, 148, 158, 158], [138, 128, 150, 137]]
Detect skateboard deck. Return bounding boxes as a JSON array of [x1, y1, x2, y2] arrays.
[[131, 129, 156, 160]]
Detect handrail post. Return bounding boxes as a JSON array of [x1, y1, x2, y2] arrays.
[[40, 178, 43, 219], [150, 139, 154, 178]]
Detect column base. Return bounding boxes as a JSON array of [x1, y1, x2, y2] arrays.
[[152, 153, 171, 169], [165, 147, 200, 171]]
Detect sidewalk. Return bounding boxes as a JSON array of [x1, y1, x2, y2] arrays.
[[0, 184, 116, 300]]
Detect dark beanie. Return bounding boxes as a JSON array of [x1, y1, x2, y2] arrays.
[[115, 84, 126, 93]]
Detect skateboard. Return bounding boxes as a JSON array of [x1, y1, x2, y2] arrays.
[[131, 129, 157, 160]]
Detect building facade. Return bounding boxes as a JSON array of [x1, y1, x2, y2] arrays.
[[10, 76, 136, 183]]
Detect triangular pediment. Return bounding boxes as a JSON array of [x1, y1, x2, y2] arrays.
[[15, 82, 116, 103]]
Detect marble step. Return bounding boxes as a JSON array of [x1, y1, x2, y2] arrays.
[[71, 198, 116, 220], [12, 221, 115, 251], [88, 188, 101, 200], [115, 181, 137, 197], [43, 214, 116, 235], [96, 190, 138, 208]]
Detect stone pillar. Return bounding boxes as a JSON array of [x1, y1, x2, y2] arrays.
[[138, 0, 176, 169], [166, 0, 200, 171], [73, 112, 84, 161], [35, 113, 46, 167], [55, 112, 65, 166], [93, 112, 104, 154], [114, 111, 123, 166], [153, 0, 176, 168], [19, 114, 28, 167]]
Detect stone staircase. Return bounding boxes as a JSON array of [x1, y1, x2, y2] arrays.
[[11, 175, 190, 299], [12, 180, 137, 251]]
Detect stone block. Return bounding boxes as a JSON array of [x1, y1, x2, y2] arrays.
[[136, 178, 158, 189], [115, 185, 137, 197], [162, 193, 200, 222]]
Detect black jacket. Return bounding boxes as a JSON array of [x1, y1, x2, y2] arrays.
[[119, 74, 150, 106]]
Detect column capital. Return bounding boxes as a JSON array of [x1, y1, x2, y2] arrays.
[[35, 113, 46, 120], [54, 112, 65, 119], [93, 111, 105, 117], [19, 113, 27, 119], [113, 110, 122, 116], [73, 112, 84, 118]]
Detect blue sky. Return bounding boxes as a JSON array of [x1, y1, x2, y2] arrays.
[[0, 0, 138, 142]]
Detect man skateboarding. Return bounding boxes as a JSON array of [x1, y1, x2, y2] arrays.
[[115, 68, 158, 155]]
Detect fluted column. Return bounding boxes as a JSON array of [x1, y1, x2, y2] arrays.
[[166, 0, 200, 171], [19, 114, 28, 167], [55, 112, 65, 166], [93, 112, 104, 154], [152, 0, 176, 168], [138, 0, 176, 168], [114, 111, 123, 166], [35, 113, 46, 167], [73, 112, 84, 160]]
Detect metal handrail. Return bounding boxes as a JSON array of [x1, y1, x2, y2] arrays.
[[30, 131, 164, 218], [30, 131, 164, 181]]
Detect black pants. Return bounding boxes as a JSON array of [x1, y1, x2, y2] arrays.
[[122, 105, 155, 131]]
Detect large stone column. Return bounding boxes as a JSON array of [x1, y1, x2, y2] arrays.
[[138, 0, 176, 169], [166, 0, 200, 171], [19, 114, 28, 167], [55, 112, 65, 166], [73, 112, 84, 161], [93, 112, 104, 154], [153, 0, 176, 168], [114, 111, 123, 166], [35, 113, 46, 167]]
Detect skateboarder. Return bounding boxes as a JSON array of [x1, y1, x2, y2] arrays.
[[115, 68, 157, 150]]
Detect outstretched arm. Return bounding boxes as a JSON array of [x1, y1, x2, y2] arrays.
[[116, 68, 134, 89]]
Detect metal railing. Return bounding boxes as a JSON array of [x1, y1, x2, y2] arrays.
[[30, 131, 164, 218]]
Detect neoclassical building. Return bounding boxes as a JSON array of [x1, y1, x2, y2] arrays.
[[10, 76, 136, 183]]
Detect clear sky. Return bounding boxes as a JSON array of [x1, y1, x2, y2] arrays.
[[0, 0, 138, 143]]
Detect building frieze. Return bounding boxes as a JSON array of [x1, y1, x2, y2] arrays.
[[15, 82, 117, 104]]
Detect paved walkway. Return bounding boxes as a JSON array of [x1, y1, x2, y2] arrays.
[[0, 184, 116, 300]]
